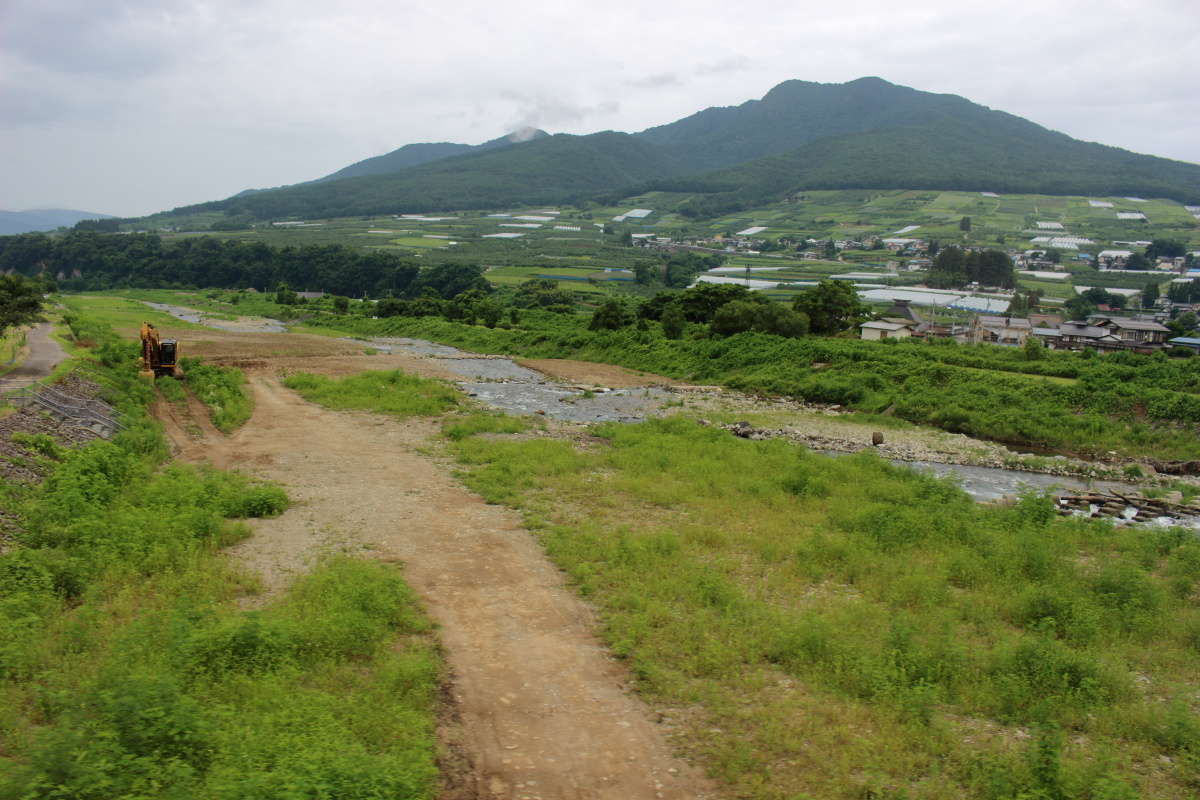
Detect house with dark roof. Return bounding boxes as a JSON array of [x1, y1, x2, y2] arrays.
[[1057, 321, 1125, 351], [1092, 316, 1171, 348]]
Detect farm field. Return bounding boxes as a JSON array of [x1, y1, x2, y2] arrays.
[[119, 189, 1200, 311]]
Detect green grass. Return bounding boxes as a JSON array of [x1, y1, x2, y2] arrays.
[[0, 315, 441, 799], [283, 370, 461, 417], [445, 415, 1200, 800], [0, 327, 25, 375], [441, 410, 533, 441], [60, 294, 208, 336], [1016, 278, 1077, 300], [180, 357, 254, 432]]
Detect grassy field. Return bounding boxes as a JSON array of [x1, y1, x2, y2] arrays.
[[125, 191, 1200, 263], [251, 386, 1195, 800], [440, 415, 1200, 800], [109, 189, 1199, 316], [0, 318, 442, 798], [59, 293, 210, 336]]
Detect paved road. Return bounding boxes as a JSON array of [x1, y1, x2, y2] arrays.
[[0, 322, 68, 393]]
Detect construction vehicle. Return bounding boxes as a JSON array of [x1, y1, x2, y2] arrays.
[[139, 322, 181, 378]]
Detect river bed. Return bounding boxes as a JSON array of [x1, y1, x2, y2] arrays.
[[148, 304, 1192, 523]]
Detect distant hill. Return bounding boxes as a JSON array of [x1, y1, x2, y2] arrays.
[[154, 78, 1200, 222], [0, 209, 114, 235], [199, 132, 681, 219], [316, 127, 549, 183]]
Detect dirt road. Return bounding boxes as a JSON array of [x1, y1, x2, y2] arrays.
[[160, 349, 713, 799], [0, 322, 67, 392]]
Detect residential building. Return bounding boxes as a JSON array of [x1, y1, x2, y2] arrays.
[[1057, 321, 1125, 351], [969, 315, 1031, 346], [860, 320, 914, 341], [1092, 316, 1171, 348]]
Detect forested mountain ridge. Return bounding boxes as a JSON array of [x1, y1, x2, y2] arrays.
[[315, 127, 550, 182], [199, 131, 684, 219], [157, 77, 1200, 222]]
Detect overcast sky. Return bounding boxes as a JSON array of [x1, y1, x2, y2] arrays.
[[2, 0, 1197, 217]]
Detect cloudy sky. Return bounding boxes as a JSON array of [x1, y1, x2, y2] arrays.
[[2, 0, 1197, 217]]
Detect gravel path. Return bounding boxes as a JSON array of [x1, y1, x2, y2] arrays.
[[0, 322, 67, 393]]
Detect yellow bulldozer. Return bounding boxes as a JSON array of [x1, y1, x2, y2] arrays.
[[139, 322, 181, 379]]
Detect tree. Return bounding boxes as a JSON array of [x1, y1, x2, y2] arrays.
[[928, 246, 967, 289], [1125, 252, 1151, 270], [959, 216, 971, 232], [1168, 311, 1198, 338], [588, 299, 630, 331], [823, 240, 838, 260], [1080, 286, 1125, 309], [792, 280, 870, 335], [1142, 281, 1160, 308], [1023, 335, 1045, 361], [711, 301, 808, 338], [274, 282, 298, 305], [1146, 239, 1186, 261], [332, 295, 350, 313], [1064, 296, 1096, 321], [0, 274, 44, 336], [660, 302, 685, 339], [477, 299, 503, 329]]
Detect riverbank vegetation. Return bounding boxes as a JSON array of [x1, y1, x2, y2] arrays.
[[0, 318, 441, 798], [318, 306, 1200, 461], [445, 414, 1200, 799]]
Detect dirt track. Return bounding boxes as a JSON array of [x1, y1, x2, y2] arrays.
[[157, 332, 713, 800], [0, 322, 67, 392]]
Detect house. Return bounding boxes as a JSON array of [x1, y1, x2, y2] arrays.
[[969, 315, 1032, 346], [1092, 317, 1171, 348], [1098, 250, 1133, 268], [860, 320, 914, 341], [1168, 337, 1200, 352], [1057, 321, 1126, 351], [1031, 327, 1062, 347]]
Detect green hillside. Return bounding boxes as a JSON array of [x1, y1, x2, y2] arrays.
[[194, 132, 683, 220], [316, 128, 549, 182], [660, 112, 1200, 215], [153, 77, 1200, 224]]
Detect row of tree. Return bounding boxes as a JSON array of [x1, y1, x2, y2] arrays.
[[0, 232, 428, 298], [927, 246, 1015, 289]]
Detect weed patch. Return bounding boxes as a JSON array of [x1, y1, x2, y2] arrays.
[[284, 370, 460, 417]]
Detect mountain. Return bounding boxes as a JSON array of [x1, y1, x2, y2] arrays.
[[316, 127, 550, 182], [0, 209, 114, 235], [162, 78, 1200, 222], [209, 132, 681, 220]]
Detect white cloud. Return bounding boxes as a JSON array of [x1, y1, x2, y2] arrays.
[[0, 0, 1196, 216]]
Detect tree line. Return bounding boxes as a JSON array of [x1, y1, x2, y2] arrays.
[[0, 232, 431, 298]]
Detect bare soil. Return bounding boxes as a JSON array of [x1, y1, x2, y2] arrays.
[[156, 329, 715, 800], [514, 358, 678, 389]]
